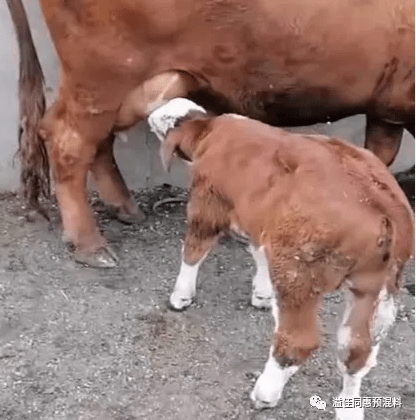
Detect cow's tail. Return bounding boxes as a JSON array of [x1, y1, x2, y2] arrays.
[[6, 0, 50, 217]]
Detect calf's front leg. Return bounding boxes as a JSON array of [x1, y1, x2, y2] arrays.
[[169, 184, 230, 310], [170, 229, 218, 310]]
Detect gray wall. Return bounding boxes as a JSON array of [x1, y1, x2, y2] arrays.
[[1, 1, 414, 192], [1, 0, 20, 189]]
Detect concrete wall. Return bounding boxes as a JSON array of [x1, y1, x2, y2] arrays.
[[1, 1, 414, 192], [0, 0, 20, 189]]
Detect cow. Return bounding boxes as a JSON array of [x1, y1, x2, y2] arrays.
[[148, 98, 415, 420], [6, 0, 415, 267]]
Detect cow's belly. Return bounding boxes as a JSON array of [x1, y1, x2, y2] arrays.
[[188, 84, 365, 127], [40, 0, 414, 128]]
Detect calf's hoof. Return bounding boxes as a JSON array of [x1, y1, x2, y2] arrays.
[[250, 376, 280, 410], [335, 406, 364, 420], [74, 245, 119, 268], [169, 291, 194, 311], [251, 294, 273, 309]]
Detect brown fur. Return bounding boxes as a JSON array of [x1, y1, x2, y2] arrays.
[[6, 0, 414, 260], [165, 113, 414, 372]]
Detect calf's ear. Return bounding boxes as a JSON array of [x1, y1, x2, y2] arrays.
[[160, 130, 180, 172], [160, 118, 211, 172]]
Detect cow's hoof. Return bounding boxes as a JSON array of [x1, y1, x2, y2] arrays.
[[251, 294, 273, 309], [74, 246, 119, 268], [115, 206, 146, 225], [169, 291, 193, 311]]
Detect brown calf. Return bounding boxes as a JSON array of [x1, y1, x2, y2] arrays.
[[148, 99, 414, 420]]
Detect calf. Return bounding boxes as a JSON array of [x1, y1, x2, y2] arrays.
[[148, 99, 414, 420]]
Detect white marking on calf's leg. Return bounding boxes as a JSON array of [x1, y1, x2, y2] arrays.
[[372, 287, 397, 344], [335, 345, 379, 420], [249, 245, 274, 309], [169, 249, 206, 310], [337, 289, 354, 358], [335, 287, 397, 420], [250, 346, 299, 409], [271, 296, 279, 332], [251, 295, 296, 409]]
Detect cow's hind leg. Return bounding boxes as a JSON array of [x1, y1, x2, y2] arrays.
[[335, 283, 397, 420], [249, 245, 274, 309], [365, 116, 404, 166], [90, 133, 145, 224], [41, 101, 119, 268], [405, 121, 415, 137], [394, 122, 415, 207]]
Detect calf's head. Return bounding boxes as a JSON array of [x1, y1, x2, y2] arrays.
[[148, 98, 210, 171]]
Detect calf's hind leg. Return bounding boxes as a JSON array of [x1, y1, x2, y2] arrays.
[[90, 133, 145, 224], [251, 290, 322, 408], [335, 283, 397, 420], [249, 245, 274, 309]]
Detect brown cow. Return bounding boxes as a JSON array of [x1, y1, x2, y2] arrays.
[[148, 98, 415, 419], [6, 0, 415, 267]]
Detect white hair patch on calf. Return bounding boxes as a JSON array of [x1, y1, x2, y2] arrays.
[[335, 287, 397, 420], [251, 346, 299, 409], [249, 245, 274, 309], [169, 247, 209, 310], [372, 287, 397, 343], [148, 98, 207, 141], [337, 289, 353, 355]]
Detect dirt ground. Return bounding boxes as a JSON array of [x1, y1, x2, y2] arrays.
[[0, 186, 414, 420]]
